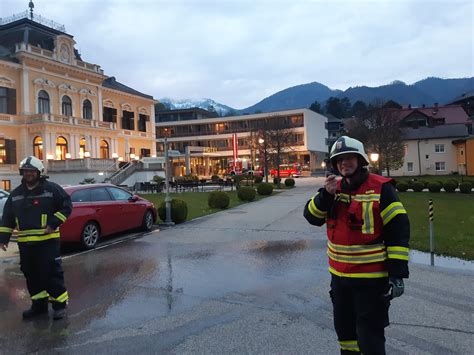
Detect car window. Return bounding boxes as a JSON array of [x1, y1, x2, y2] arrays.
[[107, 187, 132, 201], [89, 188, 112, 202], [71, 189, 91, 202]]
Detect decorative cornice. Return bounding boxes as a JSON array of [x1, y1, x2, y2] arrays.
[[58, 83, 78, 93], [0, 76, 15, 88], [79, 88, 97, 96], [33, 77, 56, 88], [103, 99, 115, 108]]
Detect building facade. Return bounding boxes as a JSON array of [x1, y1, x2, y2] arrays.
[[155, 108, 328, 177], [389, 105, 473, 176], [0, 11, 156, 189]]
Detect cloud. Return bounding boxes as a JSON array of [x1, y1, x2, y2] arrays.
[[2, 0, 472, 109]]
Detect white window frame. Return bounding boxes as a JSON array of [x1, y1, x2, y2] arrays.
[[435, 162, 446, 171], [435, 144, 445, 153], [407, 162, 414, 172]]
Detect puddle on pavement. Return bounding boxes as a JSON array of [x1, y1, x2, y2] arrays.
[[250, 240, 308, 254], [410, 250, 474, 271]]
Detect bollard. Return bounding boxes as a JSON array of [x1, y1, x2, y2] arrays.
[[429, 199, 434, 266]]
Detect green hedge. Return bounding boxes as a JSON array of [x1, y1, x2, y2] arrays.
[[208, 191, 230, 209], [412, 181, 425, 192], [427, 182, 442, 193], [273, 177, 281, 185], [158, 199, 188, 224], [257, 182, 273, 195], [443, 181, 457, 193], [396, 181, 409, 192], [459, 182, 472, 194], [237, 186, 256, 201], [254, 176, 263, 184], [285, 178, 295, 187]]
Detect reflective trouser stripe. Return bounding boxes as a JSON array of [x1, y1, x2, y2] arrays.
[[17, 232, 60, 242], [339, 340, 360, 352], [31, 290, 49, 300], [329, 266, 388, 278], [50, 291, 69, 303], [0, 227, 13, 233]]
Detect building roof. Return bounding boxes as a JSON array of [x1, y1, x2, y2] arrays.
[[397, 105, 469, 125], [401, 124, 469, 140], [102, 77, 154, 100], [449, 91, 474, 105]]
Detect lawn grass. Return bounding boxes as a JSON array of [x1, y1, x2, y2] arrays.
[[394, 175, 474, 185], [140, 190, 271, 222], [399, 192, 474, 260]]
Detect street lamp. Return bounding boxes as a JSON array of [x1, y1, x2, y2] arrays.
[[370, 152, 380, 174], [258, 137, 269, 183], [162, 137, 174, 226]]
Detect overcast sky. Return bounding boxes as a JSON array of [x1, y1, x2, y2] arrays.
[[2, 0, 473, 109]]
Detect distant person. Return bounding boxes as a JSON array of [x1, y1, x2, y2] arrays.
[[304, 136, 410, 354], [0, 156, 72, 320]]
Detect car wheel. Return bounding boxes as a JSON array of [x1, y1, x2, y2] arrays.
[[81, 221, 100, 249], [141, 210, 154, 232]]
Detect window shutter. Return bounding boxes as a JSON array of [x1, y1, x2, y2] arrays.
[[7, 88, 16, 115], [112, 108, 117, 122], [5, 139, 16, 164]]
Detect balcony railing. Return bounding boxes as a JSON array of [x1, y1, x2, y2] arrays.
[[26, 113, 116, 130], [47, 158, 118, 172]]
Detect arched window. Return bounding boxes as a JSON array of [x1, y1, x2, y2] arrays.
[[55, 136, 68, 160], [83, 99, 92, 119], [61, 95, 72, 117], [38, 90, 50, 114], [100, 140, 109, 159], [79, 137, 86, 158], [33, 136, 43, 160]]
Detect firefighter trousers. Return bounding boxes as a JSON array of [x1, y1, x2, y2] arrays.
[[330, 275, 390, 355], [19, 239, 68, 310]]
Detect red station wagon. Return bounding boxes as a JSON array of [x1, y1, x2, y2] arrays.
[[60, 184, 157, 249]]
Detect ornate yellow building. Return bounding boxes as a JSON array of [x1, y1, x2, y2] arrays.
[[0, 9, 156, 189]]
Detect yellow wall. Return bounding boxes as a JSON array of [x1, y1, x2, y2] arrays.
[[467, 139, 474, 176]]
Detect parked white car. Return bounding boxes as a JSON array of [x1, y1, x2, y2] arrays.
[[0, 189, 9, 223]]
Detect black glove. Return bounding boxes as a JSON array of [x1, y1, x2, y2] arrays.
[[384, 278, 404, 300]]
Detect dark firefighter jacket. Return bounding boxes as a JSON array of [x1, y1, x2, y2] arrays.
[[0, 179, 72, 244], [303, 171, 410, 279]]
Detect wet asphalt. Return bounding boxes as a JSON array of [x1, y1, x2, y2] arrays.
[[0, 177, 473, 354]]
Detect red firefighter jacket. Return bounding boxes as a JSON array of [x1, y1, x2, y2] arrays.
[[304, 172, 410, 279]]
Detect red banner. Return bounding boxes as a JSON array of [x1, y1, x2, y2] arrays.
[[232, 133, 238, 170]]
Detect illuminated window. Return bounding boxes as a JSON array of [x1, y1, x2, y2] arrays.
[[55, 136, 68, 160], [100, 140, 109, 159], [33, 136, 43, 160], [79, 137, 86, 158]]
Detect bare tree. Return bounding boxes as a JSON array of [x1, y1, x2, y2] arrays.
[[256, 116, 296, 182], [345, 99, 405, 176]]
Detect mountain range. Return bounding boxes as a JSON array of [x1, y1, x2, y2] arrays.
[[159, 77, 474, 116]]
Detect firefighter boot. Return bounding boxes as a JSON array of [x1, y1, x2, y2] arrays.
[[53, 308, 66, 320], [22, 300, 48, 320]]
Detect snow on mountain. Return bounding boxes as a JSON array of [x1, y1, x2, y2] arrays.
[[159, 98, 236, 116]]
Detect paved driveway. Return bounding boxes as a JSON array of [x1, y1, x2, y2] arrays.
[[0, 177, 472, 354]]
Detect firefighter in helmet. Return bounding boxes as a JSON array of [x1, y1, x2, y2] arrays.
[[0, 156, 72, 320], [304, 136, 410, 354]]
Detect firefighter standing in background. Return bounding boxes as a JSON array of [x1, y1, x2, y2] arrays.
[[0, 156, 72, 320], [304, 136, 410, 355]]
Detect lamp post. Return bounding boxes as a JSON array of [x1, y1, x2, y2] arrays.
[[370, 152, 380, 174], [259, 137, 268, 183], [163, 137, 174, 226]]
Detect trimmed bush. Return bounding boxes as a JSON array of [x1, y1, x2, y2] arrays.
[[412, 181, 425, 192], [208, 191, 230, 209], [459, 182, 472, 194], [237, 186, 256, 201], [443, 181, 457, 193], [396, 181, 409, 192], [257, 182, 273, 195], [273, 177, 281, 185], [427, 182, 442, 193], [254, 176, 263, 184], [211, 175, 220, 182], [158, 199, 188, 224], [448, 179, 459, 188], [419, 180, 429, 188], [285, 178, 295, 187]]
